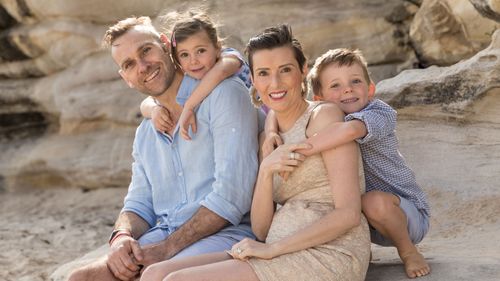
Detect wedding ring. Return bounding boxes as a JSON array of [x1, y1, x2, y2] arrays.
[[236, 247, 243, 254], [289, 152, 295, 160]]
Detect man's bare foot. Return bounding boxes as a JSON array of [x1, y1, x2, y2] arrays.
[[400, 250, 430, 278]]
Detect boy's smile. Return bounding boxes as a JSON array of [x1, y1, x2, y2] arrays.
[[318, 63, 374, 114]]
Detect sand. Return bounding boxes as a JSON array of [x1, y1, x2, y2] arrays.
[[0, 187, 126, 281]]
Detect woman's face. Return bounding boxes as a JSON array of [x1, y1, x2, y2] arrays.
[[251, 46, 305, 113]]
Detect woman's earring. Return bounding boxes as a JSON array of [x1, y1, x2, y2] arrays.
[[249, 86, 263, 108]]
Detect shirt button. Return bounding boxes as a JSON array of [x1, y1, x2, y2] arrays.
[[178, 172, 183, 177]]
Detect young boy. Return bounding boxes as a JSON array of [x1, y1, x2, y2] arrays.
[[263, 48, 431, 279]]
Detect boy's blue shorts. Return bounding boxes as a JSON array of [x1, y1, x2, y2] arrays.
[[370, 195, 430, 246]]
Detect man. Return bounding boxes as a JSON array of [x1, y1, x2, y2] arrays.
[[69, 16, 259, 281]]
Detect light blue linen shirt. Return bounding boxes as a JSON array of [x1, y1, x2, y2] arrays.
[[123, 75, 260, 236]]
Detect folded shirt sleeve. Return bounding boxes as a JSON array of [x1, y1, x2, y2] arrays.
[[200, 79, 259, 225], [122, 124, 157, 228], [345, 100, 397, 144]]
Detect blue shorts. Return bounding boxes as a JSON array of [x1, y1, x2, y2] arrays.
[[370, 195, 430, 246], [137, 225, 253, 259]]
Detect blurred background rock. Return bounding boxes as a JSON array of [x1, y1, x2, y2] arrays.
[[0, 0, 498, 192]]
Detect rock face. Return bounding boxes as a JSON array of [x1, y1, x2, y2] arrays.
[[377, 29, 500, 121], [0, 0, 423, 191], [470, 0, 500, 21], [0, 1, 498, 189], [409, 0, 499, 66]]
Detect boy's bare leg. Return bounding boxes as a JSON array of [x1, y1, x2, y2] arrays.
[[362, 191, 430, 278]]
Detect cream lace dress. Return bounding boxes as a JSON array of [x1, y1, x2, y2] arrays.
[[247, 102, 371, 281]]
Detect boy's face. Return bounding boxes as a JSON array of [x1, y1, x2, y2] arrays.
[[175, 30, 220, 80], [317, 63, 374, 114]]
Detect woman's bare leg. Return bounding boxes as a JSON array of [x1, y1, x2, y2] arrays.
[[164, 259, 259, 281], [140, 252, 231, 281]]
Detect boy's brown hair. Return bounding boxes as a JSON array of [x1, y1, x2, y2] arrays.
[[309, 48, 371, 97], [102, 16, 158, 48]]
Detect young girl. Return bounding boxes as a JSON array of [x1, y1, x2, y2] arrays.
[[140, 8, 252, 140]]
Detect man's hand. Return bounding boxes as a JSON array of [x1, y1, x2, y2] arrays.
[[106, 236, 144, 281], [139, 242, 169, 269], [179, 107, 197, 140], [151, 105, 174, 133]]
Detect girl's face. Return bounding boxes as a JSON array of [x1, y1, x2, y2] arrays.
[[251, 46, 305, 113], [175, 30, 220, 80]]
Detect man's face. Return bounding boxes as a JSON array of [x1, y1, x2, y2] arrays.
[[112, 27, 176, 97]]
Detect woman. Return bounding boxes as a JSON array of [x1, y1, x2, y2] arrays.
[[141, 24, 370, 281]]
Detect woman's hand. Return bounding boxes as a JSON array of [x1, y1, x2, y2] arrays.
[[151, 105, 174, 133], [262, 131, 282, 158], [228, 238, 279, 260], [179, 107, 197, 140], [260, 143, 311, 180]]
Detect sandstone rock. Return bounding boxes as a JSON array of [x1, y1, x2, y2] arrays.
[[0, 0, 426, 191], [470, 0, 500, 22], [209, 0, 417, 69], [1, 128, 135, 191], [377, 29, 500, 121], [410, 0, 498, 66], [1, 19, 106, 77], [0, 0, 166, 23], [50, 245, 108, 281], [0, 78, 50, 141], [32, 50, 144, 134]]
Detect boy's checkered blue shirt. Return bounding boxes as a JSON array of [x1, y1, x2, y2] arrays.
[[222, 48, 252, 89], [345, 99, 430, 216]]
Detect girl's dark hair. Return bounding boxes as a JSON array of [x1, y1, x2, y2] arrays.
[[160, 8, 220, 65], [245, 24, 306, 75]]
